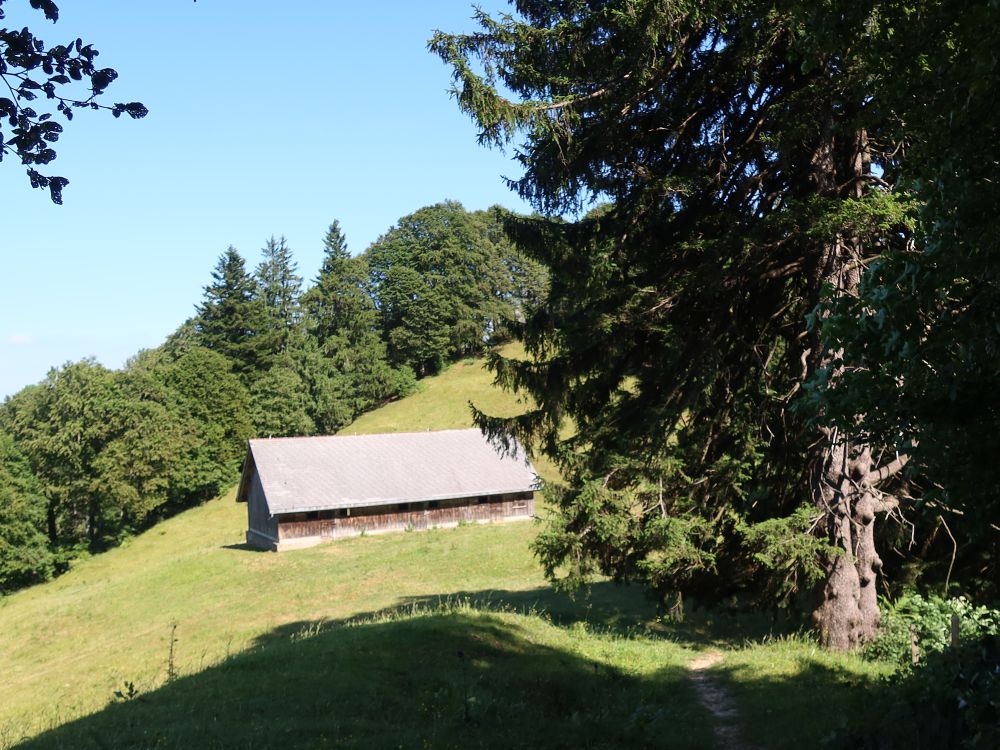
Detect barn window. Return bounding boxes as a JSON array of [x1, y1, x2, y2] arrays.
[[428, 500, 440, 509], [307, 511, 319, 520], [513, 500, 528, 510], [476, 496, 488, 504]]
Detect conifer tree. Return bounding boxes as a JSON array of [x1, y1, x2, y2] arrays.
[[433, 0, 913, 648], [283, 331, 354, 435], [249, 363, 316, 438], [195, 247, 258, 374], [253, 236, 303, 366], [302, 221, 415, 430], [306, 222, 378, 346]]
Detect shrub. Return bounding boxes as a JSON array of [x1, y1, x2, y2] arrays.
[[830, 595, 1000, 749], [830, 635, 1000, 750], [864, 593, 1000, 665]]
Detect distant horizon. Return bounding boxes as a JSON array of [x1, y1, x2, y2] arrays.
[[1, 1, 531, 399]]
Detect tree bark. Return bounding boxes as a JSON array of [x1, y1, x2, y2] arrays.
[[805, 123, 882, 650], [810, 437, 882, 649]]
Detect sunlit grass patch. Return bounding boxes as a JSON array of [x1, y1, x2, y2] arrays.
[[714, 635, 898, 749]]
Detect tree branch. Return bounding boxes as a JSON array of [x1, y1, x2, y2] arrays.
[[871, 493, 900, 514], [533, 79, 626, 112], [866, 450, 913, 485]]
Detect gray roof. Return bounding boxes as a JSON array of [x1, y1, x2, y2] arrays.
[[238, 429, 538, 515]]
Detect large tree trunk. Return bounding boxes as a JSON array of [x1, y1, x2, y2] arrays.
[[810, 436, 882, 649], [805, 125, 883, 650]]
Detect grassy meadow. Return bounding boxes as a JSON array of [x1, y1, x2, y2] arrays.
[[1, 352, 895, 749]]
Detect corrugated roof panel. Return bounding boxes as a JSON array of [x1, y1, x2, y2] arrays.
[[248, 429, 538, 514]]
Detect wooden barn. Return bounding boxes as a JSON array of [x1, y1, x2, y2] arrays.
[[236, 429, 538, 551]]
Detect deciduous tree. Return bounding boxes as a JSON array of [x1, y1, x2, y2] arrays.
[[814, 0, 1000, 595], [151, 345, 253, 504], [1, 359, 117, 546], [366, 201, 546, 375], [0, 428, 53, 590]]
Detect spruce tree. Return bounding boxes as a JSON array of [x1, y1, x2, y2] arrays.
[[253, 236, 303, 367], [302, 221, 415, 429], [433, 0, 913, 648], [306, 221, 378, 346], [195, 247, 258, 374], [249, 363, 316, 438]]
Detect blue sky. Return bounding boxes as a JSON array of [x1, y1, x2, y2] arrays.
[[1, 0, 530, 398]]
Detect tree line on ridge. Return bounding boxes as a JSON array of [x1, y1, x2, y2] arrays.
[[0, 201, 546, 592]]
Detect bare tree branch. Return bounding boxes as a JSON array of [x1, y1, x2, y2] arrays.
[[866, 451, 913, 485]]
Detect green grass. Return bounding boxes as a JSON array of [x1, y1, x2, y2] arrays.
[[0, 351, 896, 749], [343, 356, 517, 435], [15, 603, 713, 750], [715, 636, 897, 748], [343, 346, 560, 482]]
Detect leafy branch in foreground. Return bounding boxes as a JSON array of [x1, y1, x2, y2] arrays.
[[0, 0, 147, 202]]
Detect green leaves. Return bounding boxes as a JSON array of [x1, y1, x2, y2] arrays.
[[0, 429, 54, 591], [365, 201, 547, 376], [810, 0, 1000, 587], [0, 0, 147, 201]]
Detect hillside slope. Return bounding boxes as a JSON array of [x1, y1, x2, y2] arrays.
[[0, 354, 705, 748], [1, 353, 889, 750]]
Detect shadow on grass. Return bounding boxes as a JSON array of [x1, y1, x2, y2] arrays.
[[332, 582, 805, 649], [708, 647, 894, 750], [12, 581, 856, 750], [15, 604, 712, 750], [333, 581, 659, 636], [220, 542, 267, 553]]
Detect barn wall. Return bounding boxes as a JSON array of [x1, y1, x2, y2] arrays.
[[246, 469, 279, 549], [276, 491, 534, 544]]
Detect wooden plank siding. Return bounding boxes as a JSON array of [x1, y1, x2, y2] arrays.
[[276, 492, 534, 544], [246, 469, 279, 548]]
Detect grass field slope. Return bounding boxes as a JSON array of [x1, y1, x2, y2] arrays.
[[1, 354, 890, 749]]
